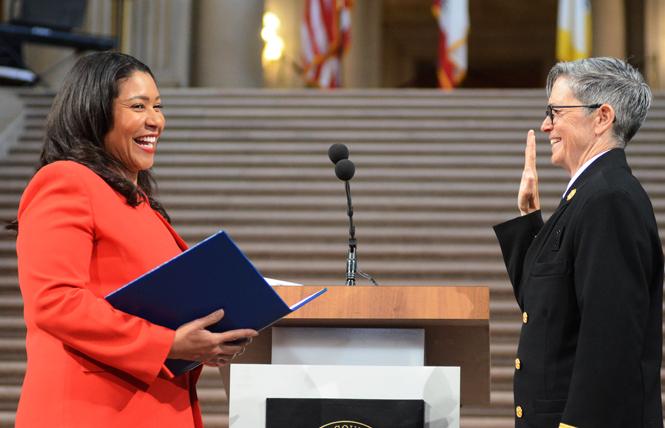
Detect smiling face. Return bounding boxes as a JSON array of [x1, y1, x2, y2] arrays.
[[103, 71, 164, 183], [540, 77, 597, 176]]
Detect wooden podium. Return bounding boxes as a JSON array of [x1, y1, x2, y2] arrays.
[[222, 285, 490, 406]]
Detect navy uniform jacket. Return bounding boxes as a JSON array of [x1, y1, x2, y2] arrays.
[[494, 149, 663, 428]]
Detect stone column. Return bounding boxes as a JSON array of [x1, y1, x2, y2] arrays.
[[192, 0, 264, 87], [590, 0, 626, 57], [263, 0, 304, 88], [126, 0, 193, 87], [344, 0, 382, 88], [645, 0, 665, 88]]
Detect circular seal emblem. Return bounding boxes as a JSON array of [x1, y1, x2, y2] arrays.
[[319, 421, 373, 428]]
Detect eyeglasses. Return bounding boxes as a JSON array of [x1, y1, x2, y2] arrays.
[[545, 104, 602, 124]]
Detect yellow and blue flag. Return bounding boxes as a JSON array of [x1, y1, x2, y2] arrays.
[[556, 0, 592, 61]]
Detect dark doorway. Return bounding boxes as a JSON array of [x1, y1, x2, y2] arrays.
[[464, 0, 557, 87]]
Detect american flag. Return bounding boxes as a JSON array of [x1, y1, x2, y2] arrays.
[[432, 0, 469, 89], [301, 0, 352, 88]]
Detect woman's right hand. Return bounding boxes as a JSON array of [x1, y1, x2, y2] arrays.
[[518, 130, 540, 215], [167, 309, 258, 362]]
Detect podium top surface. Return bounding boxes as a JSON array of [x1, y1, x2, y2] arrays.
[[228, 285, 492, 405], [274, 285, 489, 327]]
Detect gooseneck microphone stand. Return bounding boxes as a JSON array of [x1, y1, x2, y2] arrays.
[[328, 143, 378, 286], [343, 179, 378, 286], [345, 180, 358, 286]]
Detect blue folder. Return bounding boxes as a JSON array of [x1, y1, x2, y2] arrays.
[[106, 231, 327, 376]]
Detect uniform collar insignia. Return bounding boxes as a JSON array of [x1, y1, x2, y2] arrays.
[[566, 188, 577, 202]]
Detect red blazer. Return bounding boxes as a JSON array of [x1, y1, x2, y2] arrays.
[[15, 161, 203, 428]]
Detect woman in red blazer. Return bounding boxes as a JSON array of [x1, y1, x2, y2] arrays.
[[12, 52, 257, 427]]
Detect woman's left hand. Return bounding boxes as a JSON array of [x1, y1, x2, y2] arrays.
[[202, 337, 252, 367]]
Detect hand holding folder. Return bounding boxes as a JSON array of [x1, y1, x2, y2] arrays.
[[106, 231, 327, 376], [167, 308, 257, 367]]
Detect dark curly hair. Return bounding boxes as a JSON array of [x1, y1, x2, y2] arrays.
[[7, 51, 170, 231]]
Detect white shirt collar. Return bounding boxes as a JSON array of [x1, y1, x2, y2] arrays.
[[563, 150, 611, 198]]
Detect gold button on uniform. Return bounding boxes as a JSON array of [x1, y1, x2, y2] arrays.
[[515, 358, 521, 370], [516, 405, 523, 418], [522, 312, 528, 324]]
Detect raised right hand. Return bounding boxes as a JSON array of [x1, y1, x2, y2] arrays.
[[167, 309, 258, 362], [517, 130, 540, 215]]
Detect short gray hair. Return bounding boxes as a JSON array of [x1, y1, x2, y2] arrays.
[[546, 57, 652, 147]]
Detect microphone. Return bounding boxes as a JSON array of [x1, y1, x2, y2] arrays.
[[335, 159, 355, 181], [328, 143, 349, 164], [327, 144, 377, 286]]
